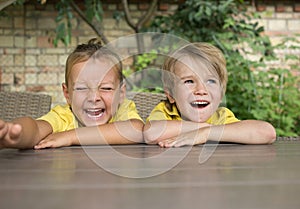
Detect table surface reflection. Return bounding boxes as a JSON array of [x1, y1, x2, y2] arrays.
[[1, 140, 300, 209]]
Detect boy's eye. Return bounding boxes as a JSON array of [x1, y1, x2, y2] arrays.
[[184, 79, 194, 84], [207, 79, 217, 84], [74, 87, 88, 91], [100, 87, 114, 91]]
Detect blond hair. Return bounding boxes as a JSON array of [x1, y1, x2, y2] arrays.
[[65, 38, 123, 86], [162, 42, 227, 96]]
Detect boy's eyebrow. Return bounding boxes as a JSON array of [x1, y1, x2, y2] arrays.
[[72, 80, 117, 86], [176, 70, 195, 80], [179, 75, 194, 80], [179, 74, 218, 81], [73, 81, 87, 84], [99, 81, 116, 85]]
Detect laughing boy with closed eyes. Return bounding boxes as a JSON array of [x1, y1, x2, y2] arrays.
[[0, 38, 143, 149]]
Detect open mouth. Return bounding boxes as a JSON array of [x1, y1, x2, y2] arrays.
[[190, 101, 210, 109], [85, 108, 105, 119]]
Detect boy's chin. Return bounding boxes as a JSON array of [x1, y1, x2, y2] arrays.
[[79, 116, 110, 127], [191, 119, 208, 123], [182, 115, 208, 123]]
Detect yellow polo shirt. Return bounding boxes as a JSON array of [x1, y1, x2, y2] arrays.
[[147, 101, 239, 125], [38, 99, 143, 133]]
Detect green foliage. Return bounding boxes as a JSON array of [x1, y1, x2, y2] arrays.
[[124, 51, 164, 93], [84, 0, 103, 22], [146, 0, 300, 136], [135, 51, 158, 72], [54, 0, 103, 46], [225, 43, 300, 136], [54, 0, 73, 46]]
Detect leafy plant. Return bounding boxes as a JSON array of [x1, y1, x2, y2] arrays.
[[125, 50, 164, 93], [54, 0, 73, 46], [54, 0, 104, 46]]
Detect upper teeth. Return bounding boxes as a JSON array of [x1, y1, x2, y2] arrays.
[[87, 109, 101, 112], [192, 101, 208, 105]]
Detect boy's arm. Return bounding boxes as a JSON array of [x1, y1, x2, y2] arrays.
[[34, 119, 144, 149], [157, 120, 277, 147], [0, 117, 52, 149], [143, 120, 210, 144]]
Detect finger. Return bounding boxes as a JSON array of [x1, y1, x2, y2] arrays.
[[173, 138, 198, 147], [173, 141, 186, 147], [158, 141, 166, 148], [34, 140, 52, 149], [34, 143, 48, 149], [159, 140, 177, 148], [9, 124, 22, 139]]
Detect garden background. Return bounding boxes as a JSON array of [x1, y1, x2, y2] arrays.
[[0, 0, 299, 136]]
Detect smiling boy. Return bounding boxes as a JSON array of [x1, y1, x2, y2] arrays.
[[143, 42, 276, 147], [0, 39, 144, 149]]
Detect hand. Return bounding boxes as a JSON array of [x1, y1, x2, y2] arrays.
[[0, 119, 22, 148], [34, 130, 74, 149], [158, 127, 209, 148]]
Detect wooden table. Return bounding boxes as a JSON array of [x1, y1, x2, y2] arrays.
[[1, 140, 299, 209]]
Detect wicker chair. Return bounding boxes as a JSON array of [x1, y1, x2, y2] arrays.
[[127, 92, 166, 122], [0, 91, 52, 121]]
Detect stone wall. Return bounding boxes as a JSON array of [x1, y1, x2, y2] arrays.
[[253, 0, 300, 43], [0, 0, 299, 106]]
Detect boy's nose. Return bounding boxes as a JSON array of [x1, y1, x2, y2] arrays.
[[87, 88, 102, 102], [193, 82, 208, 95]]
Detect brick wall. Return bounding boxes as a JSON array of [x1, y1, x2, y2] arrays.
[[0, 0, 299, 106], [253, 0, 300, 43]]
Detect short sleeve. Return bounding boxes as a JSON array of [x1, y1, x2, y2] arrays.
[[207, 107, 239, 125], [38, 104, 76, 133], [146, 101, 181, 121], [110, 99, 143, 122]]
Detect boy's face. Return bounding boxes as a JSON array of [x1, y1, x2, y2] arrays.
[[167, 58, 222, 123], [63, 59, 125, 127]]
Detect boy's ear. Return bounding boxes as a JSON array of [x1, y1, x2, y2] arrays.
[[164, 89, 175, 104], [62, 83, 71, 105]]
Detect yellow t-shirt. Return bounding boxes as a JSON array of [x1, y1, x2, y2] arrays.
[[147, 101, 239, 125], [38, 99, 143, 133]]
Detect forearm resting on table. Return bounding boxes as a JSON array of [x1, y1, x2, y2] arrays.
[[71, 119, 144, 145], [144, 119, 276, 145], [206, 120, 277, 144], [143, 120, 210, 144]]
